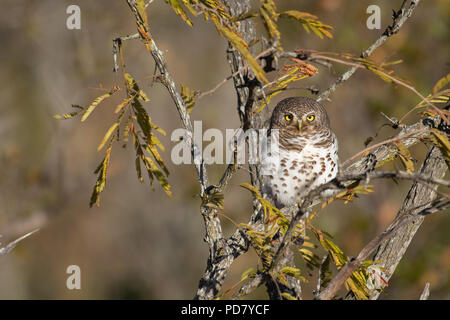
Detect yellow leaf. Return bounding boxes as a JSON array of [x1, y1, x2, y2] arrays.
[[181, 84, 195, 113], [97, 123, 119, 152], [280, 10, 318, 20], [281, 292, 297, 300], [240, 182, 260, 194], [165, 0, 193, 26], [433, 74, 450, 95], [217, 25, 268, 84], [260, 7, 280, 41], [90, 146, 112, 207], [53, 111, 79, 120], [114, 96, 134, 114], [395, 141, 414, 173], [430, 130, 450, 168], [136, 0, 148, 26], [279, 10, 333, 39], [240, 267, 257, 281], [139, 89, 150, 102], [81, 89, 117, 122]]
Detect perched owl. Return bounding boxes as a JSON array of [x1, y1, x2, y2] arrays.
[[262, 97, 339, 208]]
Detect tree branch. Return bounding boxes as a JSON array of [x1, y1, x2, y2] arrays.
[[194, 0, 259, 300], [122, 2, 231, 301], [0, 229, 39, 256], [317, 0, 420, 102], [368, 146, 448, 299], [235, 114, 447, 298], [318, 146, 447, 300]]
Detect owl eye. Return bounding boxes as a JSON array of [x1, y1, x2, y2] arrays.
[[306, 114, 315, 122], [285, 114, 293, 122]]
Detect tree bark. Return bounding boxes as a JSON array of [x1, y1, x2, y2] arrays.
[[369, 146, 447, 299]]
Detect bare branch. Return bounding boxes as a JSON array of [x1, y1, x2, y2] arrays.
[[317, 0, 420, 102], [310, 53, 446, 122], [318, 146, 447, 300], [0, 229, 39, 256], [194, 0, 259, 300], [197, 47, 276, 99], [341, 170, 450, 190], [232, 274, 265, 299], [341, 128, 432, 168], [121, 3, 233, 301], [420, 282, 430, 300], [194, 111, 444, 299], [368, 146, 448, 299]]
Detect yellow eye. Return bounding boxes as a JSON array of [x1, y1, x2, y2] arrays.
[[306, 114, 315, 122], [285, 114, 293, 122]]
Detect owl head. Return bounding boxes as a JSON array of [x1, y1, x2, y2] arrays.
[[269, 97, 331, 136]]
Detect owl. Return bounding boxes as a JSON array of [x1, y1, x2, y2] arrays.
[[262, 97, 339, 208]]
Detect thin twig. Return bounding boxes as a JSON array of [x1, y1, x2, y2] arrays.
[[321, 146, 447, 300], [197, 47, 277, 99], [123, 4, 231, 301], [420, 282, 430, 300], [341, 128, 432, 168], [243, 167, 449, 297], [311, 53, 446, 123], [317, 203, 442, 300], [202, 116, 441, 299], [317, 0, 420, 103], [0, 229, 39, 256]]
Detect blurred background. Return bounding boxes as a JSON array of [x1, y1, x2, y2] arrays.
[[0, 0, 448, 299]]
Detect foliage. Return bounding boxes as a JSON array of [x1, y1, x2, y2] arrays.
[[55, 73, 171, 207], [181, 84, 196, 114], [239, 181, 379, 300]]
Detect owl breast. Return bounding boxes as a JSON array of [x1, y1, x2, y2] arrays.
[[262, 132, 338, 208]]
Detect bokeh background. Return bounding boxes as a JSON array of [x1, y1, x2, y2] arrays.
[[0, 0, 448, 299]]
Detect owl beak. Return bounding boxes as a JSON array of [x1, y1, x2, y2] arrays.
[[297, 120, 303, 132]]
